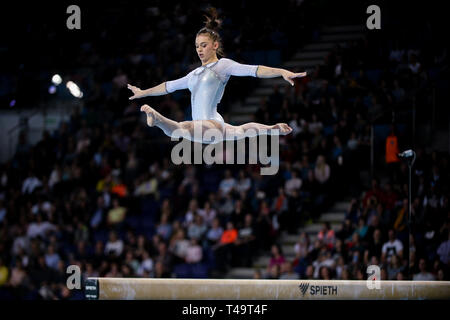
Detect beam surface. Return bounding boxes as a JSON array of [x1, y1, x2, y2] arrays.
[[85, 278, 450, 300]]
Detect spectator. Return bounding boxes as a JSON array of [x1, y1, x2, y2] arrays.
[[83, 263, 99, 279], [90, 196, 107, 229], [408, 53, 421, 74], [318, 222, 336, 249], [319, 266, 332, 280], [230, 199, 246, 229], [280, 261, 299, 280], [364, 228, 383, 264], [362, 179, 384, 209], [0, 257, 8, 286], [185, 239, 203, 264], [267, 244, 285, 274], [436, 268, 447, 281], [11, 227, 30, 257], [198, 201, 217, 228], [133, 173, 158, 197], [314, 155, 330, 185], [26, 214, 57, 240], [104, 231, 124, 258], [8, 260, 28, 289], [354, 217, 369, 242], [313, 251, 335, 279], [385, 126, 400, 183], [387, 254, 405, 280], [413, 258, 435, 281], [184, 199, 200, 227], [205, 218, 223, 246], [214, 222, 238, 273], [436, 231, 450, 265], [266, 264, 281, 279], [235, 214, 256, 267], [294, 232, 312, 259], [137, 251, 154, 277], [253, 268, 262, 279], [235, 170, 251, 194], [304, 265, 314, 280], [169, 229, 190, 265], [44, 245, 61, 270], [156, 212, 173, 241], [106, 198, 127, 227], [105, 263, 122, 278], [187, 214, 207, 241], [218, 193, 234, 221], [335, 256, 346, 279], [218, 170, 236, 199], [22, 171, 42, 195], [382, 229, 404, 263], [347, 233, 365, 263], [284, 170, 302, 197]]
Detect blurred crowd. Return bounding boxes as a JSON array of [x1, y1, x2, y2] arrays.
[[0, 1, 449, 300]]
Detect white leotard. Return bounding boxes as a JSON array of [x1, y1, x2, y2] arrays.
[[165, 58, 259, 127]]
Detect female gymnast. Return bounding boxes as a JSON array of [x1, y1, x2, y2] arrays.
[[128, 8, 307, 144]]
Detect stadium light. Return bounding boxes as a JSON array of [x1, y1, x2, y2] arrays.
[[66, 81, 83, 98], [48, 85, 57, 94], [52, 74, 62, 85]]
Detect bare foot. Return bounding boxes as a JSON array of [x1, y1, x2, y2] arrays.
[[273, 123, 293, 135], [140, 104, 158, 126]]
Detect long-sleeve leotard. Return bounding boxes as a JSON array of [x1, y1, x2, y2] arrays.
[[165, 58, 258, 126]]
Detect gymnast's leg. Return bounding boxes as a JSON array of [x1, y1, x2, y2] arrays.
[[140, 104, 224, 143], [223, 122, 292, 140]]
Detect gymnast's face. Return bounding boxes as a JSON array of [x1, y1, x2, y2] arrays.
[[195, 34, 219, 64]]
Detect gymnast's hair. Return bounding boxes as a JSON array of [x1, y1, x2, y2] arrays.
[[196, 7, 225, 57]]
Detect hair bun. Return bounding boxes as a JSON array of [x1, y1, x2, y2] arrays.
[[204, 7, 222, 30]]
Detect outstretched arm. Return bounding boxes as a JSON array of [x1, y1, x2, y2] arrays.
[[128, 82, 168, 100], [223, 59, 306, 86], [256, 66, 307, 86], [128, 71, 191, 100]]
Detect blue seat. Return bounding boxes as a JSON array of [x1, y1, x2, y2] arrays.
[[93, 229, 109, 243], [125, 216, 141, 229], [174, 263, 192, 278], [159, 187, 174, 199], [202, 247, 216, 270], [191, 263, 209, 278]]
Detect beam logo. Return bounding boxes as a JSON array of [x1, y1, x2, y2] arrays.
[[299, 283, 310, 297]]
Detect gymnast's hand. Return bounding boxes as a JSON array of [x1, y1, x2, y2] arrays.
[[128, 84, 145, 100], [282, 70, 307, 86]]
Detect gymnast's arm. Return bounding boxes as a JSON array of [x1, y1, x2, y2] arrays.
[[128, 73, 190, 100], [223, 58, 306, 86], [256, 66, 307, 86], [128, 82, 168, 99]]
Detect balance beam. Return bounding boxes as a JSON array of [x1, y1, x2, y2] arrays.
[[84, 278, 450, 300]]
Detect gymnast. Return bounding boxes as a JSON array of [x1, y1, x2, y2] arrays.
[[128, 7, 307, 144]]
